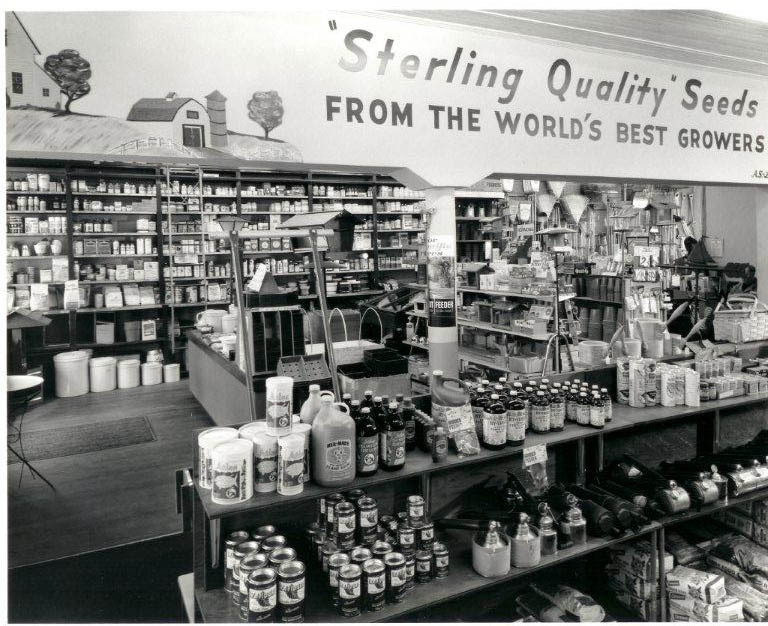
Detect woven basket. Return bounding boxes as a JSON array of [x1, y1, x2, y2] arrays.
[[713, 294, 768, 343]]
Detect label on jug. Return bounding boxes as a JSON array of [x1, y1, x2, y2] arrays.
[[482, 410, 506, 446], [507, 409, 527, 443], [325, 439, 353, 473]]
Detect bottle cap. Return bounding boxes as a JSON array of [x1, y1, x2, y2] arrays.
[[537, 391, 544, 396], [351, 400, 361, 407], [490, 394, 499, 400], [361, 407, 370, 414], [374, 396, 382, 402], [389, 401, 398, 409], [365, 389, 373, 396], [433, 370, 444, 376], [309, 384, 320, 391]]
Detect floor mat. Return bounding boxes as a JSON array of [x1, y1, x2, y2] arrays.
[[8, 416, 156, 464]]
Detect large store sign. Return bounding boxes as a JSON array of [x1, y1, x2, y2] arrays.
[[8, 11, 768, 186]]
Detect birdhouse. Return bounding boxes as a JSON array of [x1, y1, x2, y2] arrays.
[[461, 262, 491, 289]]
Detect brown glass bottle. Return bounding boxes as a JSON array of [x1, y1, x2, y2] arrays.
[[379, 401, 405, 471], [356, 407, 379, 477], [482, 393, 507, 450]]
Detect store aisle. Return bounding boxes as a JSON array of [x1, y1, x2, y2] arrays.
[[7, 381, 213, 569]]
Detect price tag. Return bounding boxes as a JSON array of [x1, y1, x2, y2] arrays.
[[522, 444, 548, 467]]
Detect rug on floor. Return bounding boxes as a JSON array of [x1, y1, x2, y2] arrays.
[[8, 416, 156, 464]]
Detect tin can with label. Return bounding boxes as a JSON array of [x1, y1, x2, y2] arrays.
[[224, 531, 250, 593], [321, 540, 339, 574], [384, 552, 407, 603], [357, 497, 379, 545], [304, 522, 320, 555], [335, 501, 357, 550], [325, 493, 344, 539], [433, 542, 449, 579], [232, 541, 261, 606], [346, 488, 366, 510], [362, 558, 386, 612], [238, 552, 268, 619], [378, 515, 395, 542], [328, 552, 350, 607], [407, 495, 426, 525], [371, 540, 393, 560], [251, 525, 276, 543], [417, 520, 435, 553], [405, 555, 415, 590], [262, 535, 288, 554], [313, 531, 326, 565], [277, 561, 305, 622], [397, 523, 416, 557], [268, 547, 297, 570], [415, 550, 432, 584], [338, 564, 362, 617], [247, 567, 277, 623], [350, 546, 372, 569]]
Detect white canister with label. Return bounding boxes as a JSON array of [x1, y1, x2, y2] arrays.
[[197, 427, 239, 489], [265, 376, 293, 437], [238, 421, 267, 441], [211, 439, 253, 505], [291, 422, 311, 484], [278, 434, 305, 496], [252, 432, 278, 493]]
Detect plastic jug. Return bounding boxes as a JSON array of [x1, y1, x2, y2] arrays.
[[430, 370, 480, 456], [300, 385, 335, 425], [311, 396, 356, 487]]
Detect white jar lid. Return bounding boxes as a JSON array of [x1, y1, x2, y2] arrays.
[[54, 350, 89, 362], [212, 438, 253, 461], [90, 356, 116, 367], [238, 421, 267, 439], [118, 359, 140, 369], [198, 427, 238, 447]]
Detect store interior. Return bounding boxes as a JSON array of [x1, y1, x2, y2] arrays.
[[5, 8, 768, 626]]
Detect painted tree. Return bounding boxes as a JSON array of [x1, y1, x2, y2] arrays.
[[247, 91, 284, 139], [44, 49, 92, 113]]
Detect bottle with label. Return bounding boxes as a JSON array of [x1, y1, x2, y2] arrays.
[[371, 397, 385, 429], [565, 386, 578, 422], [493, 384, 508, 401], [360, 390, 374, 411], [471, 386, 489, 438], [349, 400, 361, 426], [589, 392, 605, 429], [300, 384, 324, 425], [524, 387, 535, 428], [342, 393, 353, 412], [505, 392, 527, 447], [600, 388, 613, 422], [356, 407, 379, 477], [430, 370, 478, 458], [401, 397, 416, 451], [576, 392, 591, 426], [311, 397, 356, 487], [432, 427, 448, 462], [530, 391, 551, 434], [549, 389, 565, 432], [482, 394, 507, 450], [380, 401, 406, 471]]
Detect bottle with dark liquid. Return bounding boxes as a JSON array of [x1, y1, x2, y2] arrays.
[[350, 399, 362, 425], [506, 391, 527, 447], [342, 393, 353, 412], [524, 386, 535, 429], [576, 392, 591, 426], [549, 389, 565, 432], [590, 392, 605, 429], [361, 390, 374, 411], [600, 388, 612, 422], [380, 401, 405, 471], [531, 391, 551, 434], [356, 407, 379, 477], [472, 387, 489, 438], [482, 394, 507, 450], [371, 396, 385, 429], [401, 397, 416, 451]]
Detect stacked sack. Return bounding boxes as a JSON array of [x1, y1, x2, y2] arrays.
[[712, 498, 768, 549], [605, 538, 673, 620], [667, 565, 743, 621]]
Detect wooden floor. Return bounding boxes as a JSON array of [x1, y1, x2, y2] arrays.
[[7, 380, 214, 569]]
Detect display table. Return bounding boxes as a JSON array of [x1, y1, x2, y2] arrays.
[[187, 330, 264, 426]]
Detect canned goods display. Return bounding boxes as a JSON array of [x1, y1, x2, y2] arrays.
[[232, 540, 261, 606], [247, 567, 278, 623], [224, 531, 249, 593], [238, 553, 269, 619], [362, 558, 386, 612], [268, 546, 297, 569], [371, 540, 394, 559], [384, 552, 407, 603], [321, 540, 339, 573], [328, 552, 350, 608], [407, 495, 426, 525], [357, 497, 379, 545], [415, 550, 432, 584], [251, 525, 276, 543], [338, 564, 362, 617], [379, 515, 396, 542], [334, 501, 357, 550], [433, 542, 450, 579], [405, 555, 415, 590], [277, 561, 306, 623], [313, 531, 327, 564], [325, 493, 344, 539], [262, 535, 288, 554], [346, 488, 366, 510], [417, 520, 435, 553], [350, 546, 372, 568]]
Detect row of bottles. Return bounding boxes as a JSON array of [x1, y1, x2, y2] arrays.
[[469, 378, 613, 449]]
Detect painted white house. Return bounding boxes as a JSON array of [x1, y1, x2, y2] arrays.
[[6, 12, 61, 109], [126, 94, 211, 148]]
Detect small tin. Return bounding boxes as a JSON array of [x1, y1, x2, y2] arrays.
[[371, 540, 393, 559], [328, 552, 350, 608], [277, 561, 306, 622], [238, 552, 269, 620], [384, 552, 407, 603], [232, 541, 261, 606], [224, 531, 249, 593], [350, 546, 372, 569], [321, 540, 340, 573], [325, 493, 345, 539], [417, 520, 435, 553], [313, 531, 326, 564], [346, 488, 366, 510], [247, 567, 277, 623], [304, 522, 320, 554], [407, 495, 426, 525], [262, 535, 288, 554], [362, 558, 386, 612], [335, 501, 357, 550], [396, 512, 409, 525], [433, 542, 449, 579], [415, 550, 432, 584], [397, 523, 416, 557], [405, 555, 415, 590], [317, 495, 326, 526], [338, 564, 362, 617], [357, 497, 379, 545], [269, 547, 297, 570], [379, 515, 395, 542], [251, 525, 276, 543]]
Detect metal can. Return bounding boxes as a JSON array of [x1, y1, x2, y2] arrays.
[[277, 561, 305, 623], [379, 515, 395, 543], [387, 518, 399, 541], [396, 512, 409, 525], [397, 523, 416, 557], [405, 555, 415, 590], [335, 501, 357, 550], [328, 552, 350, 608], [313, 531, 326, 565], [346, 488, 366, 510], [384, 552, 407, 603], [247, 567, 277, 623], [251, 525, 276, 543], [350, 546, 372, 569], [304, 522, 320, 554], [238, 552, 268, 620], [317, 495, 327, 527], [325, 493, 344, 539], [338, 564, 362, 617], [232, 541, 261, 606], [415, 550, 432, 584], [433, 542, 449, 579], [268, 547, 297, 570], [362, 558, 386, 612], [407, 495, 426, 525], [321, 540, 339, 574], [224, 531, 249, 593], [371, 540, 393, 560], [417, 520, 435, 553], [357, 497, 379, 545], [262, 535, 288, 554]]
